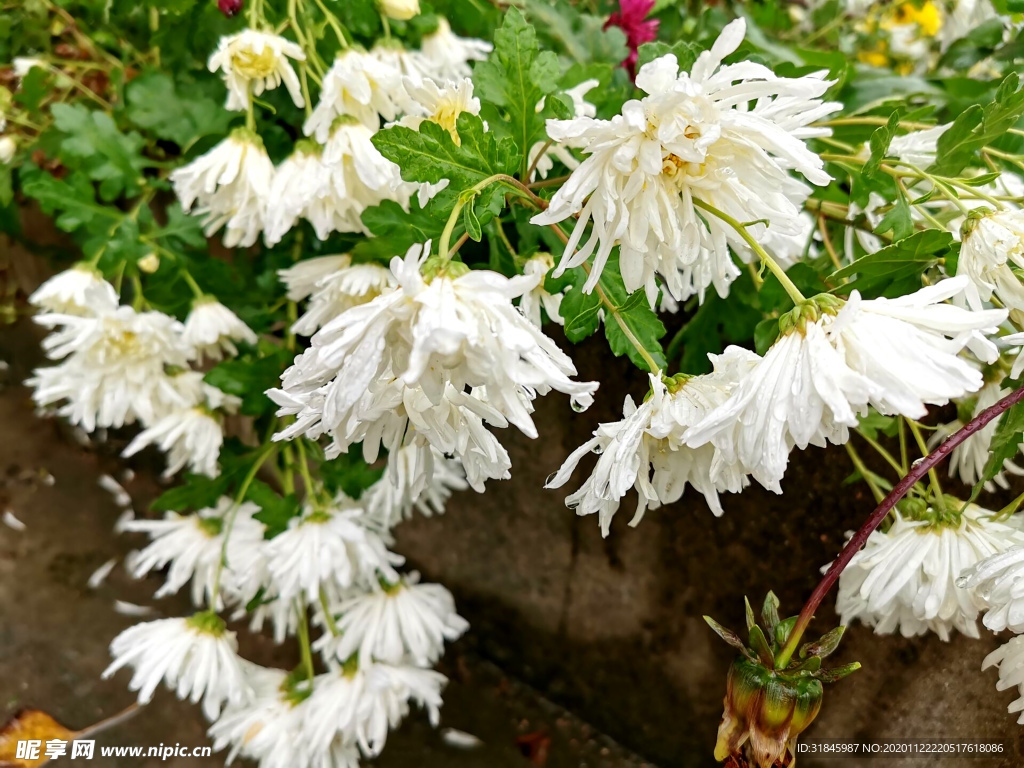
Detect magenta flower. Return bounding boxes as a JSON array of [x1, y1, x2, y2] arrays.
[[604, 0, 660, 78]]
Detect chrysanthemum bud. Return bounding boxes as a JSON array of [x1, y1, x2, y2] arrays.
[[0, 135, 15, 164], [707, 593, 859, 768], [377, 0, 420, 21], [137, 252, 160, 274], [217, 0, 243, 17]]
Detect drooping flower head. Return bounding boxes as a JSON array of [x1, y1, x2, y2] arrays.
[[170, 128, 274, 248], [208, 30, 306, 111], [532, 19, 840, 306], [836, 502, 1024, 640]]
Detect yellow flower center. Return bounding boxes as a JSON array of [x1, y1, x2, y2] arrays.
[[231, 47, 278, 79]]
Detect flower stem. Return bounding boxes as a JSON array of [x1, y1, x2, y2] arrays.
[[774, 384, 1024, 669], [437, 174, 545, 259], [295, 600, 315, 681], [692, 198, 806, 306], [319, 589, 340, 636]]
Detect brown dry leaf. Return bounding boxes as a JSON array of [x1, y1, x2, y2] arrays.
[[0, 710, 76, 767]]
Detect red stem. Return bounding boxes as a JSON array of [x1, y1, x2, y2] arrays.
[[776, 384, 1024, 667]]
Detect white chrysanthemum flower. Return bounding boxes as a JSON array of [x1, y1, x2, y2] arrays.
[[305, 663, 445, 758], [418, 18, 492, 81], [958, 544, 1024, 634], [687, 281, 1006, 491], [208, 30, 305, 111], [983, 636, 1024, 724], [548, 354, 755, 536], [182, 297, 258, 361], [272, 242, 596, 454], [369, 42, 431, 93], [531, 18, 839, 306], [280, 255, 354, 301], [528, 79, 600, 182], [307, 117, 408, 238], [362, 444, 467, 528], [122, 499, 263, 607], [305, 49, 406, 137], [518, 253, 565, 327], [836, 503, 1024, 640], [827, 278, 1006, 413], [263, 142, 334, 247], [286, 256, 395, 336], [396, 77, 480, 145], [12, 56, 44, 78], [210, 664, 360, 768], [30, 306, 193, 431], [959, 210, 1024, 314], [28, 264, 119, 315], [932, 380, 1024, 490], [685, 304, 873, 492], [316, 574, 467, 666], [103, 613, 251, 719], [171, 128, 274, 248], [379, 0, 419, 21], [266, 498, 402, 602], [122, 406, 226, 478]]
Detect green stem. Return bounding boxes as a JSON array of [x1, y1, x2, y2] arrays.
[[907, 419, 945, 512], [854, 429, 904, 477], [437, 174, 543, 259], [845, 443, 886, 504], [210, 442, 278, 604], [319, 589, 340, 636], [312, 0, 350, 47], [692, 198, 806, 305], [296, 601, 315, 680]]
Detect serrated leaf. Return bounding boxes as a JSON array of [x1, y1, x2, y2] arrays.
[[474, 6, 563, 175], [636, 41, 702, 73], [124, 70, 233, 148], [830, 230, 953, 297], [523, 0, 629, 67], [863, 112, 899, 179], [320, 451, 386, 500], [204, 351, 289, 417], [151, 473, 232, 512], [761, 592, 781, 636], [930, 73, 1024, 176], [978, 399, 1024, 489], [800, 626, 846, 659], [372, 115, 520, 217], [20, 165, 120, 233], [50, 104, 147, 200], [247, 479, 301, 539], [597, 255, 666, 372]]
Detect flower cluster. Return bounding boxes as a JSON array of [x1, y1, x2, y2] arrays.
[[29, 267, 253, 479]]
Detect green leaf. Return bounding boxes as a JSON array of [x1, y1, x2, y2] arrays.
[[523, 0, 629, 67], [704, 616, 754, 660], [124, 71, 233, 148], [636, 41, 702, 73], [597, 254, 667, 372], [357, 197, 450, 261], [748, 625, 775, 666], [814, 662, 862, 683], [774, 616, 798, 649], [204, 349, 290, 417], [800, 626, 846, 659], [151, 473, 232, 512], [19, 164, 120, 233], [761, 592, 781, 637], [372, 114, 520, 217], [247, 479, 301, 539], [978, 399, 1024, 489], [50, 104, 148, 200], [474, 6, 562, 175], [320, 451, 386, 500], [930, 73, 1024, 176], [863, 112, 899, 179], [829, 230, 953, 297], [560, 275, 602, 342], [463, 198, 483, 242]]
